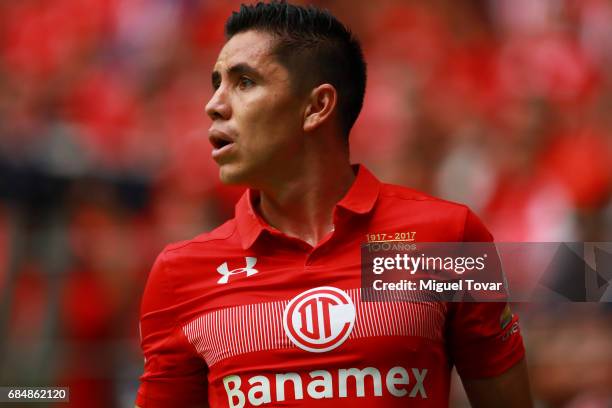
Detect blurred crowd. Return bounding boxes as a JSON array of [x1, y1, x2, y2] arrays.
[[0, 0, 610, 407]]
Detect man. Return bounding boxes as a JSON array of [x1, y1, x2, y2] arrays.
[[136, 2, 532, 407]]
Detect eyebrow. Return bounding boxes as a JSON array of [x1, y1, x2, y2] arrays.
[[211, 63, 262, 88]]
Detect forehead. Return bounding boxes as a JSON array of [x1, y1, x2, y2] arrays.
[[214, 30, 279, 74]]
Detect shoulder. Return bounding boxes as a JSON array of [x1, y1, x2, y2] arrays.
[[379, 182, 466, 206], [163, 218, 238, 256], [151, 218, 244, 284], [148, 217, 237, 264], [378, 181, 471, 218], [375, 182, 491, 241], [142, 218, 245, 313]]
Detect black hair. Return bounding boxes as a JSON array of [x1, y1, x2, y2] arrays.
[[225, 1, 367, 139]]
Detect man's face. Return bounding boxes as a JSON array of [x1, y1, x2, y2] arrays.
[[205, 30, 306, 186]]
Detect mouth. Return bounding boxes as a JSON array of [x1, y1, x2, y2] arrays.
[[209, 129, 236, 160]]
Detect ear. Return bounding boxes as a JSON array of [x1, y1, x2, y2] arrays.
[[303, 84, 337, 132]]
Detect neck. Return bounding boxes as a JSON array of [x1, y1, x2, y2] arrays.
[[257, 153, 355, 247]]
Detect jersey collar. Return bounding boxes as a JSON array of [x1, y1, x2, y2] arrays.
[[235, 164, 380, 249]]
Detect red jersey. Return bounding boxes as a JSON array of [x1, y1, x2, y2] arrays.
[[136, 165, 524, 407]]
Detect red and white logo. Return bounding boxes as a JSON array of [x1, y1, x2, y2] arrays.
[[283, 286, 356, 353]]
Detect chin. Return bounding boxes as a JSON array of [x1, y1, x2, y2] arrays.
[[218, 164, 249, 185]]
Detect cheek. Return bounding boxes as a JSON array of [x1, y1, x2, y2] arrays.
[[237, 97, 268, 126], [243, 97, 301, 138], [267, 95, 303, 130]]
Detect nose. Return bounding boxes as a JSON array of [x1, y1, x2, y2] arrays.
[[205, 87, 231, 121]]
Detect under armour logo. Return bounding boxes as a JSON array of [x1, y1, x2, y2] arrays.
[[217, 257, 258, 284]]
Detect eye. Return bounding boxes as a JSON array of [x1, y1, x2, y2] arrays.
[[238, 76, 255, 90], [212, 73, 221, 91]]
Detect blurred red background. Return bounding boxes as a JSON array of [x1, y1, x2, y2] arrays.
[[0, 0, 610, 407]]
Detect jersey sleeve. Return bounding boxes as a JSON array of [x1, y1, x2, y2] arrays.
[[447, 208, 525, 379], [136, 250, 209, 407]]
